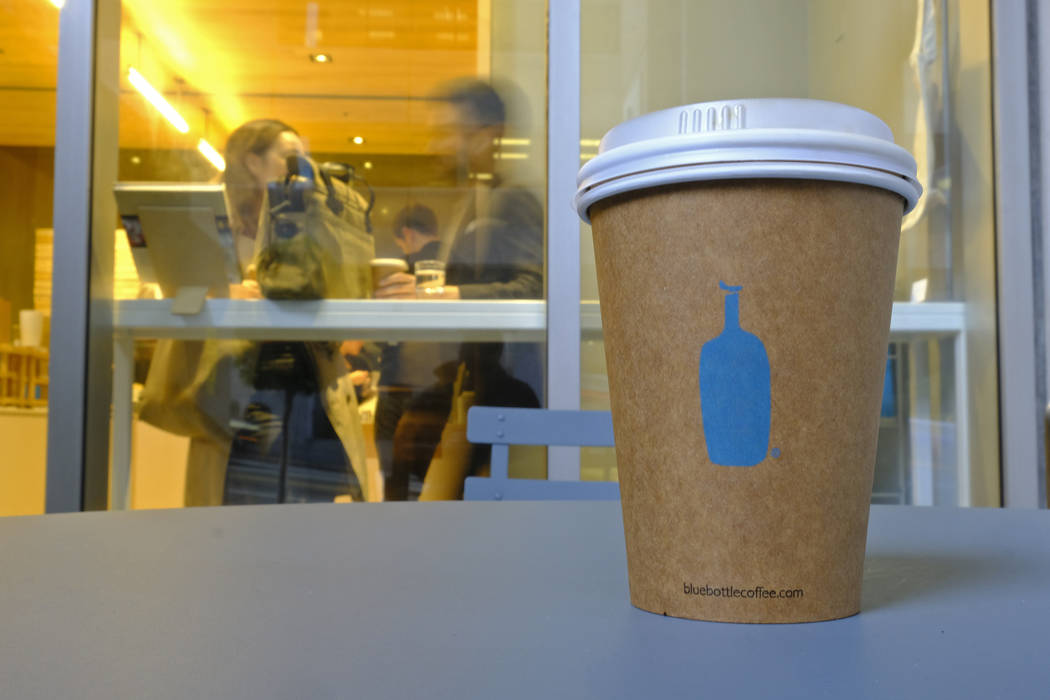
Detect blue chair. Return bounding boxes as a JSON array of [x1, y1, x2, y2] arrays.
[[463, 406, 621, 501]]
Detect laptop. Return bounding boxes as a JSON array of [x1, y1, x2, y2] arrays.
[[113, 182, 242, 300]]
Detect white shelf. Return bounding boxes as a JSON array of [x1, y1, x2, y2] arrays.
[[885, 302, 967, 336], [113, 299, 547, 342], [114, 299, 966, 342]]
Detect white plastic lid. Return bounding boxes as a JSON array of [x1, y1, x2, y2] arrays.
[[575, 98, 922, 223]]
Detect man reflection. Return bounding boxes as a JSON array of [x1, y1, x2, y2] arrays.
[[374, 79, 543, 499], [375, 80, 543, 300]]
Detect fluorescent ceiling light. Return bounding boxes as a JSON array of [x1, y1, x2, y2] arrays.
[[127, 66, 189, 134], [580, 138, 601, 147], [197, 139, 225, 171]]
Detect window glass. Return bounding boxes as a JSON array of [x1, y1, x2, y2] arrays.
[[0, 0, 60, 516], [99, 0, 547, 507], [579, 0, 999, 506]]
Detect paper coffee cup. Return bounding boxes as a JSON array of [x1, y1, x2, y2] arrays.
[[369, 258, 409, 295], [576, 99, 921, 624], [19, 309, 44, 348]]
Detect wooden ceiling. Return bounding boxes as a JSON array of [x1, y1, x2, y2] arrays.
[[1, 0, 482, 154], [0, 0, 61, 147]]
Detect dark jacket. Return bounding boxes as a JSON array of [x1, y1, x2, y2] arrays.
[[444, 182, 544, 405], [445, 184, 543, 300]]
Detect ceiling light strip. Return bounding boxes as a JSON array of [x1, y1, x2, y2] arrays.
[[197, 138, 226, 171], [127, 66, 189, 134]]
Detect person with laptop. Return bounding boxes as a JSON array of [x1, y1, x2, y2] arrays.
[[139, 119, 372, 506], [224, 118, 306, 294]]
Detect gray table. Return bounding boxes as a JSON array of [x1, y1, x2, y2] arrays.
[[1, 503, 1047, 699]]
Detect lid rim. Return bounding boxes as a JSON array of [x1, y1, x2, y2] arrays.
[[575, 160, 922, 223], [575, 99, 922, 224], [578, 129, 918, 186]]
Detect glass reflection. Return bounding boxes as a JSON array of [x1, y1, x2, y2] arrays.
[[110, 2, 549, 507]]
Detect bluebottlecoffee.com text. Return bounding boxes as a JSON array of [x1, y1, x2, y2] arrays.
[[683, 583, 804, 600]]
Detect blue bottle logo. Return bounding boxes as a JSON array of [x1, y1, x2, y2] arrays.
[[699, 281, 771, 467]]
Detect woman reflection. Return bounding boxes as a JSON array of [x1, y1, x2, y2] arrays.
[[223, 119, 305, 286], [180, 119, 370, 505]]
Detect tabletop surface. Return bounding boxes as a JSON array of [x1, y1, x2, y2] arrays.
[[1, 502, 1048, 699]]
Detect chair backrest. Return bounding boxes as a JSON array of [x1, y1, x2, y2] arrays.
[[1045, 403, 1050, 508], [463, 406, 620, 501]]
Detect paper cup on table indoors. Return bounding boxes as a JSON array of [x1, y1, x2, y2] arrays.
[[369, 258, 409, 296], [575, 98, 922, 623]]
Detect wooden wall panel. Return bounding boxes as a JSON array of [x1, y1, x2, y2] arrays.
[[0, 147, 54, 319]]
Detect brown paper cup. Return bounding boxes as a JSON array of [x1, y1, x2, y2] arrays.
[[370, 258, 409, 296], [590, 179, 904, 623]]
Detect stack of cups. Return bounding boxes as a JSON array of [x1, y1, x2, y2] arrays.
[[575, 99, 922, 623], [19, 310, 45, 348]]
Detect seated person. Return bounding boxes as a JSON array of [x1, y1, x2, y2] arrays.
[[374, 204, 459, 500]]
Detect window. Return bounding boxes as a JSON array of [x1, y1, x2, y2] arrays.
[[0, 0, 61, 516], [95, 0, 549, 507], [579, 0, 999, 506]]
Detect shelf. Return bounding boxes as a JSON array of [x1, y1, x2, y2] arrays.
[[113, 299, 547, 342], [113, 299, 967, 342]]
